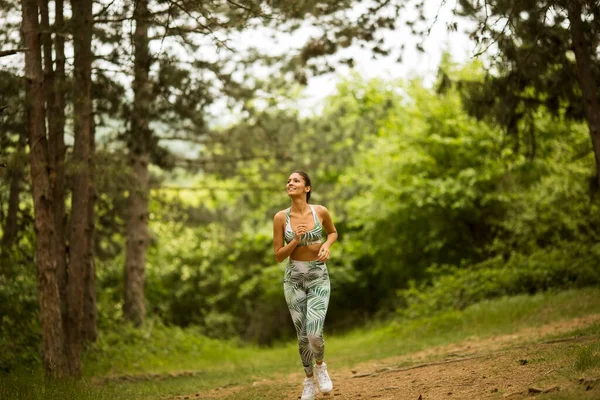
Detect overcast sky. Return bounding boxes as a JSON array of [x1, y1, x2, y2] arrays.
[[194, 1, 478, 123]]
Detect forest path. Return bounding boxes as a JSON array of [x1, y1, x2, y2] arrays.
[[167, 314, 600, 400]]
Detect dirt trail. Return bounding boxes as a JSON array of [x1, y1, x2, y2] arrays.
[[171, 315, 600, 400]]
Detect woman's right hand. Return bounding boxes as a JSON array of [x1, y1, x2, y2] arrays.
[[293, 224, 308, 243]]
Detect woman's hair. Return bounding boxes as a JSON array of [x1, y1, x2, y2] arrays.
[[294, 170, 312, 202]]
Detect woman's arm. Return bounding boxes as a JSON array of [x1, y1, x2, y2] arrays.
[[317, 206, 338, 262], [273, 211, 305, 263]]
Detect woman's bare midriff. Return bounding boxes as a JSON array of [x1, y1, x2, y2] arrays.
[[290, 243, 322, 261]]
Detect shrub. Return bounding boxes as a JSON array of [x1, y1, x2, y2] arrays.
[[398, 242, 600, 319]]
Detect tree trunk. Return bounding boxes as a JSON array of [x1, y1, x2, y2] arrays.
[[82, 117, 97, 343], [1, 129, 26, 278], [1, 130, 25, 250], [2, 160, 22, 250], [50, 0, 69, 334], [124, 0, 151, 327], [20, 0, 68, 378], [568, 0, 600, 189], [68, 0, 94, 376], [41, 0, 68, 345]]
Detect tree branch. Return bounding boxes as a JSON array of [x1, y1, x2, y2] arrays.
[[173, 153, 291, 167], [426, 0, 448, 36], [0, 48, 28, 58], [93, 0, 119, 19], [167, 0, 233, 50], [472, 4, 517, 58], [157, 135, 207, 145], [150, 184, 281, 192], [94, 16, 134, 23], [226, 0, 253, 13]]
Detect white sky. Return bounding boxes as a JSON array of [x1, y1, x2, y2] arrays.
[[211, 1, 477, 120]]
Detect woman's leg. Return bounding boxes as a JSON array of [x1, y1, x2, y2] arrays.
[[284, 278, 314, 376], [306, 264, 331, 363]]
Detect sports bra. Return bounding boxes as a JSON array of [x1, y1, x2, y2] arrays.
[[284, 206, 324, 246]]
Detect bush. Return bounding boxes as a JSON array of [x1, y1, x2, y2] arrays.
[[397, 242, 600, 319], [0, 272, 41, 374]]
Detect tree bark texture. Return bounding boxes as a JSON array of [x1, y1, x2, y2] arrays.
[[567, 0, 600, 189], [20, 0, 68, 378], [68, 0, 94, 376], [82, 117, 98, 343], [124, 0, 151, 327], [48, 0, 68, 331]]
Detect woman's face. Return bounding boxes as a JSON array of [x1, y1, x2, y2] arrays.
[[286, 173, 309, 198]]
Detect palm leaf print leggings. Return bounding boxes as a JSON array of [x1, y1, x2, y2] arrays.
[[284, 259, 331, 375]]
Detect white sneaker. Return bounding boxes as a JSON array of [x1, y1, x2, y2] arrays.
[[301, 377, 318, 400], [314, 362, 333, 393]]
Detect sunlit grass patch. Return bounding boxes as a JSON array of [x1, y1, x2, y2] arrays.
[[574, 342, 600, 372], [0, 373, 127, 400]]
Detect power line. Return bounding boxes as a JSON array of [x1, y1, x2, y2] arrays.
[[150, 185, 282, 192]]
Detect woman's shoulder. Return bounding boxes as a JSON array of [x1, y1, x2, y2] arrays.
[[311, 204, 329, 214], [273, 209, 289, 221]]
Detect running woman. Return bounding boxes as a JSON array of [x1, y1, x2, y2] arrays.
[[273, 170, 338, 400]]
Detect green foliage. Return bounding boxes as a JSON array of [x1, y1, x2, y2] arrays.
[[452, 0, 600, 167], [399, 243, 600, 319], [0, 271, 41, 373], [327, 69, 599, 320], [83, 317, 228, 376], [102, 70, 599, 344], [0, 374, 127, 400]]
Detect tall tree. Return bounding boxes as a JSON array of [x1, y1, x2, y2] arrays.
[[120, 0, 267, 326], [68, 0, 94, 374], [82, 117, 98, 342], [449, 0, 600, 187], [566, 0, 600, 189], [51, 0, 69, 335], [124, 0, 151, 326], [40, 0, 70, 348], [20, 0, 68, 378]]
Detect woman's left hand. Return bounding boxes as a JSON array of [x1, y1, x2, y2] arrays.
[[317, 245, 330, 262]]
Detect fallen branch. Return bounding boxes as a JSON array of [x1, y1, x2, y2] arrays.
[[0, 48, 27, 58], [540, 336, 594, 345], [352, 355, 486, 378]]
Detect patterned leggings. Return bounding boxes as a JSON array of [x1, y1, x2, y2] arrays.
[[283, 259, 331, 375]]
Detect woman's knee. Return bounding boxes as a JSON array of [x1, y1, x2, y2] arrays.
[[297, 335, 309, 347], [307, 334, 323, 350]]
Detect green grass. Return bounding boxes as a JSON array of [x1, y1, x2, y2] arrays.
[[526, 338, 600, 400], [0, 374, 123, 400], [574, 342, 600, 372], [1, 287, 599, 400]]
